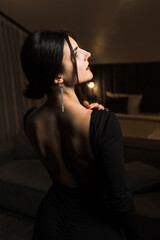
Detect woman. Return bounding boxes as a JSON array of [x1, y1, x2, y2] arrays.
[[21, 30, 139, 240]]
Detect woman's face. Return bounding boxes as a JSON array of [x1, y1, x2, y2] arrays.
[[62, 37, 93, 86]]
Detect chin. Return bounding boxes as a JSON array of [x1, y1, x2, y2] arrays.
[[85, 78, 93, 83], [88, 72, 93, 80], [79, 72, 93, 84]]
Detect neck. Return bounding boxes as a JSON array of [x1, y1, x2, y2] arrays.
[[46, 85, 81, 108], [63, 86, 80, 104]]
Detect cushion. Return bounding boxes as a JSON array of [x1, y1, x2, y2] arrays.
[[105, 96, 128, 113], [106, 91, 143, 114], [125, 161, 160, 194], [0, 159, 52, 191], [0, 159, 52, 217], [13, 126, 38, 159], [0, 179, 46, 218], [127, 94, 143, 114]]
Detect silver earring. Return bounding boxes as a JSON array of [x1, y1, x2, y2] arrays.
[[59, 83, 64, 112]]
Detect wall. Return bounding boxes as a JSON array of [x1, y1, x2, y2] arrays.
[[0, 0, 160, 64]]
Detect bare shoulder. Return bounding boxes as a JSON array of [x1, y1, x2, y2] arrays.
[[25, 106, 57, 140], [69, 108, 93, 135], [25, 104, 93, 141]]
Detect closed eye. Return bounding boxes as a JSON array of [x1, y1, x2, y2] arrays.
[[73, 46, 78, 52]]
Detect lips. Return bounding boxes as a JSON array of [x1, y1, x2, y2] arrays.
[[86, 65, 90, 70]]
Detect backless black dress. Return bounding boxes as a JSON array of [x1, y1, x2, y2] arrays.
[[24, 108, 139, 240]]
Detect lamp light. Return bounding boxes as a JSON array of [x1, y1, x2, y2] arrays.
[[88, 82, 95, 88]]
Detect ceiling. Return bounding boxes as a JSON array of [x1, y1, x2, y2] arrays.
[[0, 0, 160, 64]]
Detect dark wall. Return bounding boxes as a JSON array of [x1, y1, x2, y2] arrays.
[[76, 62, 160, 114]]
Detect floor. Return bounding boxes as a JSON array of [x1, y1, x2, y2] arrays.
[[0, 208, 160, 240]]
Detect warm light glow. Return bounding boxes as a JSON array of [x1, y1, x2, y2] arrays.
[[88, 82, 95, 88]]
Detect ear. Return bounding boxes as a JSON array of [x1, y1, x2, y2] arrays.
[[54, 74, 64, 84]]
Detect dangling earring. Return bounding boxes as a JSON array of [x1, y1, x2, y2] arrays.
[[59, 82, 64, 112]]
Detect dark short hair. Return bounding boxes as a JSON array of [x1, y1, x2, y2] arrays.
[[20, 30, 78, 99]]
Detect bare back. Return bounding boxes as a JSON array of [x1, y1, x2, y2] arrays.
[[25, 105, 95, 188]]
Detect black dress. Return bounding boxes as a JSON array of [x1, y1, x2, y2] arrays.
[[24, 108, 139, 240]]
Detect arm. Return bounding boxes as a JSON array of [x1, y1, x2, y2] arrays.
[[98, 112, 139, 240]]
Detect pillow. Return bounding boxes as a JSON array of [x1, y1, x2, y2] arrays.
[[13, 126, 39, 160], [105, 96, 128, 113], [127, 94, 143, 114], [125, 161, 160, 194], [106, 91, 143, 114], [0, 159, 52, 191]]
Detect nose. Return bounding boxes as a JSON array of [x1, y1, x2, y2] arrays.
[[84, 50, 91, 60]]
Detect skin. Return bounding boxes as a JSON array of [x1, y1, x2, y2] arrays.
[[25, 37, 108, 187]]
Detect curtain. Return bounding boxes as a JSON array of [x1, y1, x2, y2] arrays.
[[90, 63, 160, 113], [0, 14, 45, 145]]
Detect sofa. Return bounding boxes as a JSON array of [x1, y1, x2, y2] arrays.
[[0, 126, 52, 218], [0, 125, 160, 220]]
